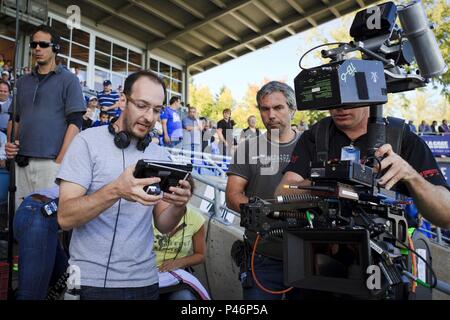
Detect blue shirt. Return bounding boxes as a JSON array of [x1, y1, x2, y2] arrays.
[[160, 106, 183, 140], [97, 90, 120, 117]]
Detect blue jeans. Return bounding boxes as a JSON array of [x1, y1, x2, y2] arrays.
[[243, 255, 323, 300], [161, 288, 197, 300], [80, 283, 159, 300], [13, 197, 68, 300]]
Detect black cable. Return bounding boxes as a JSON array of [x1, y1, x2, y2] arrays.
[[387, 232, 438, 289], [365, 156, 383, 178], [103, 149, 125, 288], [356, 206, 438, 288], [298, 42, 349, 70]]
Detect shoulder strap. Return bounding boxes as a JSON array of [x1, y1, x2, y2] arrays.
[[314, 117, 333, 161], [386, 116, 407, 154]]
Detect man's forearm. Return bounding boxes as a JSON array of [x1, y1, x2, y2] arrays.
[[406, 175, 450, 229], [58, 182, 120, 230], [56, 124, 79, 163], [226, 193, 249, 213]]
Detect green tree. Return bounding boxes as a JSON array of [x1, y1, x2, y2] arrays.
[[212, 86, 235, 122], [188, 81, 214, 119]]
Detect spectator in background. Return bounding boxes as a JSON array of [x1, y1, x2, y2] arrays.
[[439, 120, 449, 134], [1, 70, 10, 87], [0, 53, 4, 71], [91, 111, 110, 127], [182, 106, 202, 156], [431, 120, 438, 133], [5, 24, 86, 208], [154, 207, 209, 300], [97, 79, 120, 118], [22, 66, 31, 76], [150, 117, 164, 145], [216, 108, 235, 157], [297, 119, 309, 135], [117, 85, 123, 93], [0, 80, 11, 133], [161, 96, 183, 148], [82, 96, 100, 130], [408, 120, 417, 133], [74, 66, 84, 85], [240, 115, 260, 142], [418, 120, 430, 134], [200, 118, 214, 153]]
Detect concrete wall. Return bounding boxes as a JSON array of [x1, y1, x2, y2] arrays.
[[192, 214, 243, 300], [430, 242, 450, 300]]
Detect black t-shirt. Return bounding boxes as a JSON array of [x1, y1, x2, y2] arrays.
[[284, 120, 448, 196], [217, 119, 234, 144]]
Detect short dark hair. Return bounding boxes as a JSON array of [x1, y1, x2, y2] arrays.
[[31, 24, 60, 47], [0, 80, 10, 92], [223, 108, 231, 115], [123, 70, 166, 101], [169, 96, 180, 105], [99, 111, 109, 117]]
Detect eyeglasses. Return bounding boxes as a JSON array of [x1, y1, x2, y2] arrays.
[[126, 95, 161, 114], [29, 41, 54, 49]]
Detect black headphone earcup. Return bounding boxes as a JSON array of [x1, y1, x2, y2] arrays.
[[137, 135, 151, 151], [114, 131, 131, 149]]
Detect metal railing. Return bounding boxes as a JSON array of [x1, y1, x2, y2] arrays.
[[417, 227, 450, 246], [166, 147, 232, 178], [189, 171, 240, 225]]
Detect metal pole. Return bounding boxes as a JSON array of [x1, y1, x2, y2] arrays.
[[436, 227, 443, 245], [7, 0, 20, 300]]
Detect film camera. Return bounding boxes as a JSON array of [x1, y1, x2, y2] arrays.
[[241, 1, 448, 299]]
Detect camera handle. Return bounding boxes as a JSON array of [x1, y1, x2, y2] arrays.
[[366, 104, 386, 167]]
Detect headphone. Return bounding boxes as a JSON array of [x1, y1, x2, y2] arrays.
[[108, 117, 151, 151], [52, 43, 60, 53]]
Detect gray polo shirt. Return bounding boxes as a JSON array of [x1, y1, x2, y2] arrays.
[[12, 65, 85, 159], [227, 132, 300, 259], [56, 126, 171, 288]]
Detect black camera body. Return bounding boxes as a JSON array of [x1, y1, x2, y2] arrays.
[[133, 160, 192, 195]]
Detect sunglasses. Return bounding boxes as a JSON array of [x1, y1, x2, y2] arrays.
[[29, 41, 54, 49]]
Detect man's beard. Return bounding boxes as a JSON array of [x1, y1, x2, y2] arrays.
[[124, 115, 151, 140]]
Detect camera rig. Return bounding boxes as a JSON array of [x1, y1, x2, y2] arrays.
[[240, 168, 418, 299], [240, 0, 449, 299]]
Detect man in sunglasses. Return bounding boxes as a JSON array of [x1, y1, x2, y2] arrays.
[[6, 24, 86, 207]]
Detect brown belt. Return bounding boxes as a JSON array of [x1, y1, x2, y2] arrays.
[[30, 193, 52, 203]]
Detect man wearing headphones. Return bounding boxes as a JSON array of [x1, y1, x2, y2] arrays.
[[56, 70, 192, 300], [6, 24, 86, 207]]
